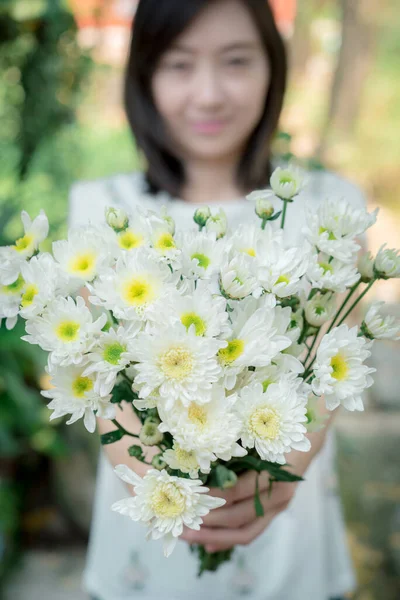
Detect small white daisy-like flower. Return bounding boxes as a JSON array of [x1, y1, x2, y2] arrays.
[[111, 466, 225, 557], [312, 324, 375, 411], [0, 272, 25, 330], [236, 381, 311, 464], [158, 385, 247, 474], [22, 296, 106, 367], [89, 247, 178, 323], [270, 165, 305, 200], [219, 252, 262, 300], [230, 223, 272, 260], [358, 251, 375, 283], [0, 246, 26, 286], [139, 420, 164, 446], [132, 324, 225, 409], [193, 205, 211, 228], [303, 199, 378, 263], [218, 297, 292, 390], [246, 190, 276, 221], [82, 323, 141, 395], [18, 254, 58, 320], [307, 252, 360, 293], [362, 302, 400, 340], [53, 225, 114, 283], [42, 363, 114, 433], [258, 242, 311, 298], [163, 443, 200, 478], [205, 208, 227, 239], [305, 292, 336, 327], [374, 245, 400, 279], [12, 210, 49, 259], [180, 231, 225, 280]]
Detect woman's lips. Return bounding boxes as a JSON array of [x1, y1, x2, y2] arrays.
[[191, 119, 229, 134]]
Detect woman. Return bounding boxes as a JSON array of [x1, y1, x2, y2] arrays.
[[69, 1, 366, 598]]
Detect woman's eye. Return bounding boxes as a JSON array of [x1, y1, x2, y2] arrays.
[[165, 62, 191, 72], [226, 57, 250, 67]]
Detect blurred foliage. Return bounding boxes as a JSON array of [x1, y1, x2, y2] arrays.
[[0, 0, 89, 585]]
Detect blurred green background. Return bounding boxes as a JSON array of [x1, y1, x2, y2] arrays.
[[1, 1, 399, 599]]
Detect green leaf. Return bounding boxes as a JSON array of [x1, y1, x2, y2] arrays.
[[268, 211, 282, 222], [100, 429, 124, 445], [214, 465, 237, 490], [254, 474, 264, 517], [128, 444, 144, 460], [110, 378, 137, 404]]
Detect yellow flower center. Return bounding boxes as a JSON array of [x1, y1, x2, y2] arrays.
[[150, 482, 186, 519], [319, 227, 336, 241], [330, 353, 349, 381], [2, 274, 25, 295], [187, 403, 208, 429], [13, 234, 34, 253], [276, 274, 290, 285], [319, 262, 333, 274], [154, 232, 176, 252], [191, 253, 210, 269], [242, 247, 256, 257], [72, 376, 93, 398], [262, 378, 273, 392], [56, 320, 80, 342], [20, 284, 39, 307], [122, 276, 155, 306], [103, 342, 127, 365], [218, 339, 245, 365], [68, 252, 96, 278], [159, 345, 194, 381], [174, 445, 198, 470], [181, 312, 206, 336], [249, 406, 280, 440], [118, 230, 144, 250]]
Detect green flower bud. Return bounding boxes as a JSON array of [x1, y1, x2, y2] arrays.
[[139, 422, 163, 446], [193, 205, 211, 228], [105, 206, 129, 232], [152, 454, 167, 470]]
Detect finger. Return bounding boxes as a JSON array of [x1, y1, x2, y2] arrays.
[[202, 489, 276, 529], [209, 470, 271, 505]]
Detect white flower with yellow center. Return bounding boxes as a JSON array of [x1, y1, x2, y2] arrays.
[[236, 381, 311, 464], [180, 231, 225, 280], [307, 252, 360, 293], [270, 165, 305, 200], [111, 466, 225, 557], [230, 223, 277, 260], [0, 272, 25, 330], [0, 246, 26, 286], [18, 254, 58, 320], [22, 296, 106, 367], [158, 385, 247, 474], [362, 302, 400, 340], [42, 363, 114, 432], [12, 209, 49, 259], [89, 248, 178, 323], [374, 245, 400, 279], [312, 324, 375, 411], [132, 325, 225, 409], [205, 208, 227, 239], [53, 225, 114, 283], [163, 443, 200, 478], [258, 241, 311, 298], [219, 297, 292, 390], [303, 199, 378, 263], [219, 252, 262, 300], [82, 323, 141, 395]]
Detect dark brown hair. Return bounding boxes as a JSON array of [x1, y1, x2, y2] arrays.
[[125, 0, 287, 197]]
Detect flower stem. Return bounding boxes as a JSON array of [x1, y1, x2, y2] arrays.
[[326, 282, 360, 334], [303, 330, 320, 371], [280, 200, 288, 229], [337, 279, 376, 327], [112, 419, 139, 438]]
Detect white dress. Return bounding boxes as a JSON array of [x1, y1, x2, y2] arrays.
[[69, 170, 365, 600]]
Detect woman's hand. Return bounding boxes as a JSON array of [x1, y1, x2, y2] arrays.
[[180, 469, 296, 552]]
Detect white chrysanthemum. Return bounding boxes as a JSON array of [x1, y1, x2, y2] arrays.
[[303, 199, 378, 263], [305, 292, 336, 327], [218, 297, 292, 390], [236, 381, 311, 464], [111, 466, 225, 557], [240, 364, 303, 394], [362, 302, 400, 340], [166, 280, 231, 338], [246, 189, 276, 219], [0, 273, 24, 330], [258, 241, 311, 298], [205, 208, 227, 239], [219, 252, 262, 300], [180, 231, 225, 279], [132, 325, 225, 408], [230, 223, 272, 260], [307, 252, 360, 293], [42, 363, 114, 433], [18, 254, 59, 320], [144, 210, 181, 265], [163, 443, 200, 478], [358, 251, 375, 283], [312, 324, 375, 411], [374, 245, 400, 279], [270, 165, 305, 200], [82, 323, 141, 395], [22, 296, 106, 366], [89, 248, 178, 323], [105, 206, 129, 232], [158, 385, 247, 474], [0, 246, 25, 286], [12, 210, 49, 259]]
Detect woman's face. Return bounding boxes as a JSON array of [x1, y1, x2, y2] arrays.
[[151, 0, 270, 164]]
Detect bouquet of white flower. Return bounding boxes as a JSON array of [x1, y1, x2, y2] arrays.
[[1, 166, 399, 575]]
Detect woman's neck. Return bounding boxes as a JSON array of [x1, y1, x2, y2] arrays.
[[180, 156, 245, 204]]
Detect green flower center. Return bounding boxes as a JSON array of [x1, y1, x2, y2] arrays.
[[218, 339, 245, 365], [2, 274, 25, 295], [56, 320, 80, 342], [72, 376, 93, 398], [21, 284, 39, 307], [181, 312, 206, 336], [191, 253, 210, 269], [330, 353, 349, 381], [103, 341, 127, 365]]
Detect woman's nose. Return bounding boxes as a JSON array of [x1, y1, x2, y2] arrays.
[[193, 65, 224, 107]]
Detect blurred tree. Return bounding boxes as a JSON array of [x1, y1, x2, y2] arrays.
[[289, 0, 331, 77]]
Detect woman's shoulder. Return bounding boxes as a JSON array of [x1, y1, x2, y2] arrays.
[[68, 171, 151, 228], [306, 168, 367, 209]]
